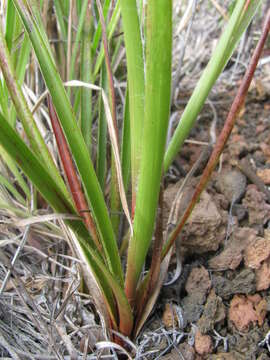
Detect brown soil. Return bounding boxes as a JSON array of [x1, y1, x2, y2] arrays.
[[141, 89, 270, 359]]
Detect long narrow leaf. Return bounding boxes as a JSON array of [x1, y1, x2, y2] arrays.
[[5, 0, 16, 51], [69, 0, 88, 81], [0, 145, 30, 200], [97, 63, 108, 191], [119, 0, 145, 209], [94, 1, 121, 77], [164, 0, 262, 171], [0, 27, 69, 201], [0, 111, 105, 252], [80, 5, 93, 151], [54, 0, 67, 54], [10, 33, 31, 126], [125, 0, 172, 301], [68, 80, 133, 235], [0, 112, 74, 217], [12, 0, 124, 285], [92, 0, 111, 53], [96, 0, 121, 236], [121, 88, 131, 193]]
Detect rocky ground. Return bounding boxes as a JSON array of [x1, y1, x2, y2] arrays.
[[138, 87, 270, 359]]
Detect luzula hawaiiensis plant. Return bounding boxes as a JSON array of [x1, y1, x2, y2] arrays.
[[0, 0, 266, 340]]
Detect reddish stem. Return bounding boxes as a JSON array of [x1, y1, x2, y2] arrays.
[[47, 97, 102, 252]]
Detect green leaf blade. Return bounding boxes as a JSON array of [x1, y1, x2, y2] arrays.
[[125, 0, 173, 300], [119, 0, 145, 202]]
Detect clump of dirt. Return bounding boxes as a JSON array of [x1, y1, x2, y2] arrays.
[[208, 227, 258, 271], [197, 290, 226, 334], [164, 184, 227, 254], [229, 294, 267, 332]]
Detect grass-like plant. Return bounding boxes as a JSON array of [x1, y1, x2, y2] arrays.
[[0, 0, 265, 342]]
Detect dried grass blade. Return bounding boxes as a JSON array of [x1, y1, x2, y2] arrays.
[[100, 89, 133, 236], [15, 213, 79, 227], [95, 341, 133, 359]]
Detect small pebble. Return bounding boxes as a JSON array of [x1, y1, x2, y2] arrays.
[[217, 169, 247, 203], [195, 330, 213, 355]]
